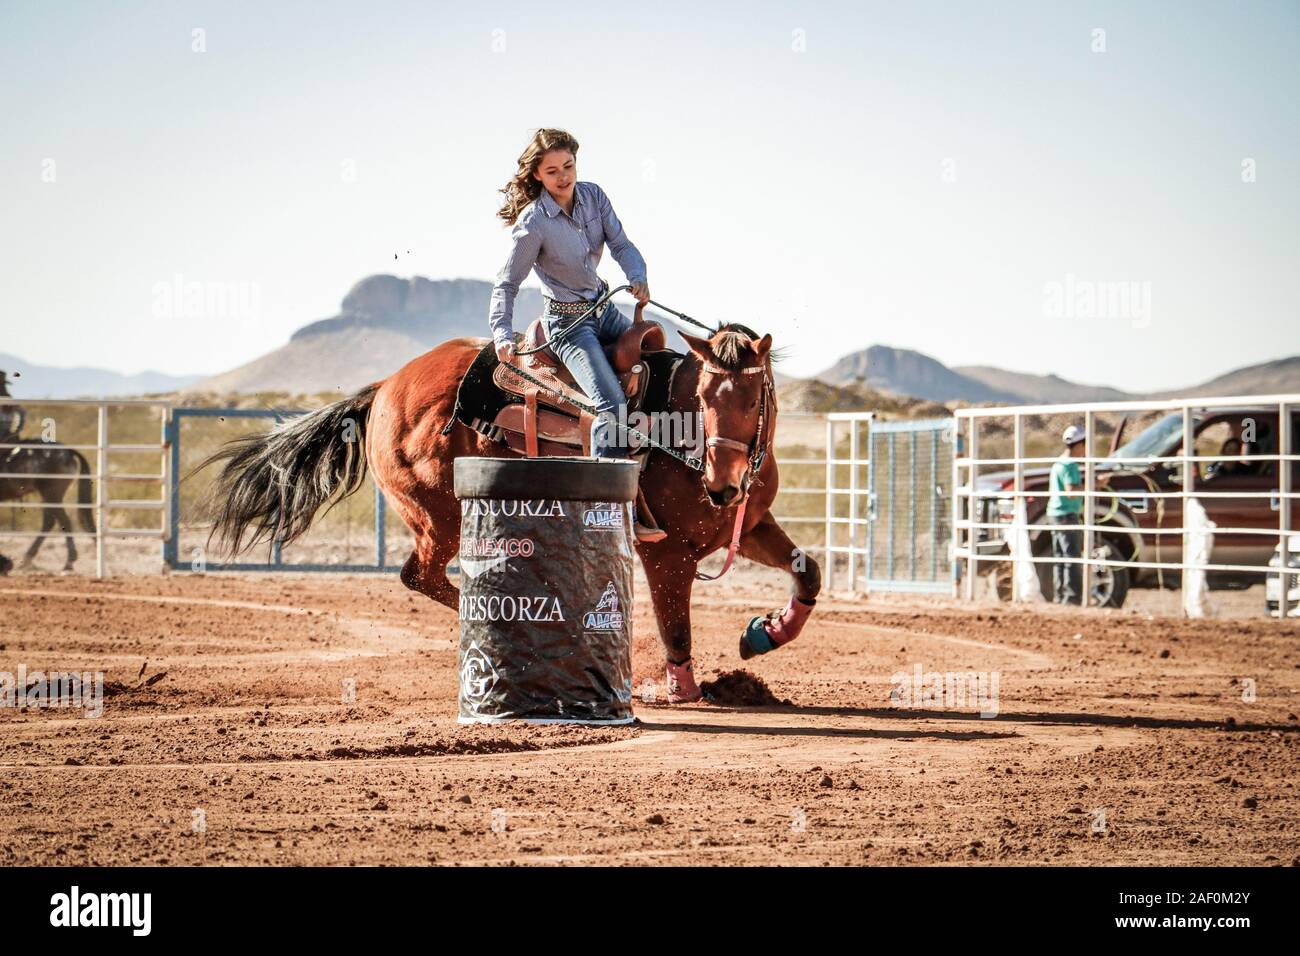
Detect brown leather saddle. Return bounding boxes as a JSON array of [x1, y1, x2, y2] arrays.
[[490, 301, 667, 458]]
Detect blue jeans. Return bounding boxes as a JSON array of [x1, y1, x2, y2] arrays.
[[1049, 513, 1083, 605], [543, 299, 633, 458]]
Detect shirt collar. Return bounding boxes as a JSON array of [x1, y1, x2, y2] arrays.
[[537, 184, 582, 218]]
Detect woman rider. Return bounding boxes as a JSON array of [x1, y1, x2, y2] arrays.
[[488, 128, 665, 541]]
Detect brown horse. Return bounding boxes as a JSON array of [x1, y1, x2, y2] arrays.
[[204, 325, 820, 702]]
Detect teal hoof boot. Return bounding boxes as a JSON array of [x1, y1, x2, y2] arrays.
[[739, 615, 776, 660]]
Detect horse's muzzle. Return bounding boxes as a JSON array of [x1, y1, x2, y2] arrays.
[[707, 484, 743, 508]]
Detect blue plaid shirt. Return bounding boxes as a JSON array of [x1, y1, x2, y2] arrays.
[[488, 181, 647, 346]]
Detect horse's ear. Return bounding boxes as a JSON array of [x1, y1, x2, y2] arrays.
[[751, 333, 772, 360], [680, 331, 714, 361]]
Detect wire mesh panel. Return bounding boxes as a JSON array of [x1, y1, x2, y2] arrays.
[[864, 419, 955, 592], [819, 415, 955, 594]]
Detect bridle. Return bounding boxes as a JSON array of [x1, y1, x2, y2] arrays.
[[690, 357, 775, 581], [696, 358, 774, 490]]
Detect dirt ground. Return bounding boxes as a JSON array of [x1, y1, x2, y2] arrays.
[[1, 563, 1298, 866]]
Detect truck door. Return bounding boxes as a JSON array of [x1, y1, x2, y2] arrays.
[[1196, 414, 1279, 572]]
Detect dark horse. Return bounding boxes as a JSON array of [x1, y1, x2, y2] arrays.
[[203, 325, 821, 703], [0, 441, 96, 573]]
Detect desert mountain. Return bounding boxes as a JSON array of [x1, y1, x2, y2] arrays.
[[953, 366, 1132, 404], [11, 276, 1295, 406], [814, 345, 1022, 403], [191, 275, 694, 396], [1149, 355, 1300, 399], [0, 352, 200, 399], [816, 345, 1300, 406]]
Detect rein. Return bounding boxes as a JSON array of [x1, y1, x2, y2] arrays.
[[513, 282, 718, 358], [501, 283, 775, 581]]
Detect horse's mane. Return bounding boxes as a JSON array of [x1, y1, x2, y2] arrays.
[[708, 322, 784, 371]]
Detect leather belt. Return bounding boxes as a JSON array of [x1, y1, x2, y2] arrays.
[[544, 281, 609, 317]]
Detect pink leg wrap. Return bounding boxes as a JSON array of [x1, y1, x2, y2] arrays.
[[665, 658, 702, 703], [764, 595, 816, 647]]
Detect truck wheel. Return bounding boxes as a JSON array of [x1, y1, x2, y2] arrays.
[[1089, 538, 1130, 609], [992, 562, 1013, 601]]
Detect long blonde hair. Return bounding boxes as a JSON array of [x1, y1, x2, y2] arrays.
[[496, 128, 580, 226]]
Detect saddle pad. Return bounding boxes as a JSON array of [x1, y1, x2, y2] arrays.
[[446, 341, 512, 440]]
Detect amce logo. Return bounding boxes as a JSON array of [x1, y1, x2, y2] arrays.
[[583, 581, 625, 631]]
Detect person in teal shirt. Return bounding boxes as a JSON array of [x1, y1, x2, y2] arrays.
[[1048, 425, 1086, 603]]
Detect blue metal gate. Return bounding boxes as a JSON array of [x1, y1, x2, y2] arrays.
[[164, 407, 397, 573]]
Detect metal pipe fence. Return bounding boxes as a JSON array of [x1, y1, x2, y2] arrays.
[[953, 394, 1298, 616], [0, 398, 170, 577]]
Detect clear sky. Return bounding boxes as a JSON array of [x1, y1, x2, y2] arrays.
[[2, 0, 1297, 390]]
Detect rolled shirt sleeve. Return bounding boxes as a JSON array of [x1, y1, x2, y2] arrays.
[[595, 185, 647, 285], [488, 214, 543, 345]]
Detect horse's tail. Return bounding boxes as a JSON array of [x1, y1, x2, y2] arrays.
[[201, 384, 379, 556], [74, 450, 96, 533]]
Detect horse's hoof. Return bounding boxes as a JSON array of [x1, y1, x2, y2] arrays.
[[665, 658, 703, 703], [740, 615, 776, 659], [0, 556, 12, 576]]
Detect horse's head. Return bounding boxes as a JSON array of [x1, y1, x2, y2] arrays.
[[680, 323, 776, 508]]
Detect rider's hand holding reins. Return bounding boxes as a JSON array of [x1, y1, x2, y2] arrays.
[[629, 281, 650, 305], [495, 340, 515, 363]]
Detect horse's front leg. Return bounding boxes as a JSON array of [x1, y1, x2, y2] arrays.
[[737, 513, 821, 659], [20, 508, 55, 569], [636, 540, 703, 703]]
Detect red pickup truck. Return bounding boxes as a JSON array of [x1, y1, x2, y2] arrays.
[[970, 406, 1299, 608]]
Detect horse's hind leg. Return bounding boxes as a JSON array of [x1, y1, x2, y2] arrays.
[[737, 513, 821, 659], [382, 485, 461, 610], [399, 527, 460, 611], [55, 507, 78, 571]]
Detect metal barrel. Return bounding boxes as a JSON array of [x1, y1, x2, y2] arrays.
[[453, 456, 640, 724]]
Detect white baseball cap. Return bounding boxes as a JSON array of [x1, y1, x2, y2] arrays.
[[1062, 425, 1086, 446]]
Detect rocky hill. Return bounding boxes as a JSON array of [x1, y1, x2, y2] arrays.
[[953, 366, 1132, 403], [1149, 355, 1300, 399], [816, 345, 1300, 406], [191, 275, 693, 396], [815, 345, 1021, 403]]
